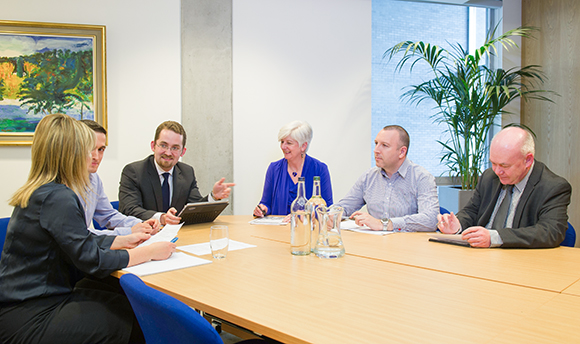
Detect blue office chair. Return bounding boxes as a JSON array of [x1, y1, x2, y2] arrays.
[[120, 273, 224, 344], [561, 222, 576, 247], [92, 201, 121, 230], [0, 217, 9, 254], [439, 207, 450, 215], [120, 274, 265, 344]]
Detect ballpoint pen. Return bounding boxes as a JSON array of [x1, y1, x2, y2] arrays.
[[255, 204, 266, 217], [170, 237, 179, 243]]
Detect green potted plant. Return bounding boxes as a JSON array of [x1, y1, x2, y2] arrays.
[[384, 26, 554, 211]]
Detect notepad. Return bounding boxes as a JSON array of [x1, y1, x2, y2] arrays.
[[137, 223, 183, 247]]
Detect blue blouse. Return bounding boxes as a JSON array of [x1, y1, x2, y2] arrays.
[[259, 155, 333, 215]]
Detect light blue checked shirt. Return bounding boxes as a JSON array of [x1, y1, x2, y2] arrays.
[[337, 158, 439, 232]]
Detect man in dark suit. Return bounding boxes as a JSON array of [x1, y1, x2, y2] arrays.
[[119, 121, 234, 225], [437, 126, 571, 248]]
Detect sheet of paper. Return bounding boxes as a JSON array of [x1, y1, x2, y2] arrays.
[[122, 252, 211, 276], [138, 223, 183, 247], [340, 219, 394, 236], [179, 240, 257, 256], [249, 217, 288, 226]]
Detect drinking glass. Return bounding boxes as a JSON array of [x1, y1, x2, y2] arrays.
[[210, 225, 229, 259]]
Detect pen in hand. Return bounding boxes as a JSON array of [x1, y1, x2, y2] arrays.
[[255, 204, 267, 218], [170, 237, 179, 243]]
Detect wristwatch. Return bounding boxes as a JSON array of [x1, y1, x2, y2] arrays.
[[380, 218, 390, 231]]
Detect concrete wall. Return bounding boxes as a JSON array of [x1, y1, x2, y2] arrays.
[[181, 0, 234, 213]]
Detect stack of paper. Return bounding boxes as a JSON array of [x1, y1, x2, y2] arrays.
[[249, 217, 288, 226]]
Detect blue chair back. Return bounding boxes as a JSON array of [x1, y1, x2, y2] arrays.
[[92, 201, 121, 230], [561, 222, 576, 247], [120, 274, 224, 344], [0, 217, 9, 254], [439, 207, 450, 215]]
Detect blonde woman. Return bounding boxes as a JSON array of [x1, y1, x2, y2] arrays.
[[0, 114, 174, 343]]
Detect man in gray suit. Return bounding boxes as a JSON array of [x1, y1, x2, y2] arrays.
[[437, 126, 571, 248], [119, 121, 234, 225]]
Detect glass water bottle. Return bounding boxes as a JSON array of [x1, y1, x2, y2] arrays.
[[291, 177, 310, 255]]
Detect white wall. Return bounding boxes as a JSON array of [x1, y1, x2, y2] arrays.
[[232, 0, 372, 215], [0, 0, 181, 217]]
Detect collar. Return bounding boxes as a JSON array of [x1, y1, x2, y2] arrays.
[[154, 160, 174, 177], [381, 157, 409, 179], [514, 161, 534, 193]]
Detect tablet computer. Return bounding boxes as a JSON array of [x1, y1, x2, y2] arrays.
[[177, 201, 229, 225]]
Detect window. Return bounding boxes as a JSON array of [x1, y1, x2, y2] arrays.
[[372, 0, 491, 176]]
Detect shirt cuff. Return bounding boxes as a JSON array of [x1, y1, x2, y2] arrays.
[[151, 212, 163, 221], [489, 229, 503, 247], [208, 193, 225, 202], [116, 227, 133, 236], [87, 227, 116, 236], [390, 218, 404, 232]]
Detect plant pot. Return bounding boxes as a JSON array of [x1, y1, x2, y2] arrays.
[[438, 186, 475, 214]]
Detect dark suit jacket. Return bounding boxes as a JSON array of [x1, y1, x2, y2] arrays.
[[457, 161, 571, 248], [118, 155, 208, 220]]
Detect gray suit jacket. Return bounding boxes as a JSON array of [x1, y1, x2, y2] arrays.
[[118, 155, 208, 220], [457, 161, 571, 248]]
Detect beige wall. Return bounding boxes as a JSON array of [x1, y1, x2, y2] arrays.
[[0, 0, 181, 218], [522, 0, 580, 244], [231, 0, 372, 215]]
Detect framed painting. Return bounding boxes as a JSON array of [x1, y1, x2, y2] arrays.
[[0, 20, 106, 145]]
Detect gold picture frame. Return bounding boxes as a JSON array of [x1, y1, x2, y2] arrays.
[[0, 20, 106, 145]]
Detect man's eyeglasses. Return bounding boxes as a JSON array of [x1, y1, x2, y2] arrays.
[[156, 143, 182, 153]]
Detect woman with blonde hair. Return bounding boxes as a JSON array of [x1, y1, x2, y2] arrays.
[[0, 114, 174, 343], [254, 120, 333, 216]]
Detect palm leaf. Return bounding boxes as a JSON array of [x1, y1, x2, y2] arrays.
[[384, 26, 554, 189]]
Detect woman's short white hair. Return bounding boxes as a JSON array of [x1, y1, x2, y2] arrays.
[[278, 121, 313, 152]]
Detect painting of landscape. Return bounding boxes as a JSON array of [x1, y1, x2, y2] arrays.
[[0, 34, 94, 133], [0, 20, 106, 145]]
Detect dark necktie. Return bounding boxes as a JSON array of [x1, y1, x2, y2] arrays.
[[493, 185, 514, 229], [162, 172, 170, 212]]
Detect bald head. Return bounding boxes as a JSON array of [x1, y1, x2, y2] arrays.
[[489, 127, 535, 185]]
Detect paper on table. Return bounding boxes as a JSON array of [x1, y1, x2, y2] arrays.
[[340, 219, 394, 236], [122, 252, 211, 276], [249, 217, 288, 226], [138, 223, 183, 247], [179, 240, 257, 256]]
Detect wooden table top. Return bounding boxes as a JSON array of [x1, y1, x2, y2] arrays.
[[116, 215, 580, 344], [492, 294, 580, 343], [246, 216, 580, 293]]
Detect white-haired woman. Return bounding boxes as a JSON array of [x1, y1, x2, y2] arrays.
[[254, 121, 333, 217]]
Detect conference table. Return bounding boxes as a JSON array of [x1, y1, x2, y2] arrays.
[[115, 215, 580, 343]]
